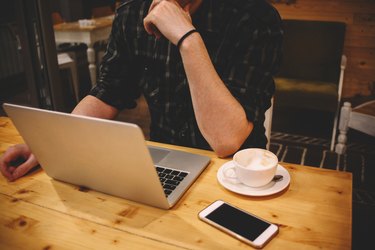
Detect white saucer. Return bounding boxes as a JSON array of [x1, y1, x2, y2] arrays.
[[217, 161, 290, 196]]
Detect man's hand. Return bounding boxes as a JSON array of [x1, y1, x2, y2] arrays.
[[144, 0, 194, 45], [0, 144, 38, 181]]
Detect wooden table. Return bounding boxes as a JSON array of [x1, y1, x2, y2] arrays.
[[0, 116, 352, 249], [54, 16, 113, 86]]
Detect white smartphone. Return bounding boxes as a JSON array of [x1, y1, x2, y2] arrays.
[[198, 200, 278, 248]]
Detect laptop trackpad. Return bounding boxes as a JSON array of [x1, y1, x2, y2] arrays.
[[148, 147, 170, 164]]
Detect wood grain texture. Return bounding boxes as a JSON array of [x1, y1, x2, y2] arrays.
[[271, 0, 375, 98], [0, 117, 352, 249]]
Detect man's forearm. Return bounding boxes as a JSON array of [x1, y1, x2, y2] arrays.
[[179, 33, 253, 157], [143, 0, 253, 156], [72, 95, 119, 119]]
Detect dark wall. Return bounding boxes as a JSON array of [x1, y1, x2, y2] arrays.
[[0, 2, 17, 23], [53, 0, 115, 22]]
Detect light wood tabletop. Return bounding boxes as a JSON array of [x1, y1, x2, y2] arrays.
[[0, 116, 352, 249]]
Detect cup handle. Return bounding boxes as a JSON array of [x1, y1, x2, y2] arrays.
[[223, 166, 241, 184]]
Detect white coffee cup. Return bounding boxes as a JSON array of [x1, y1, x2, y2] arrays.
[[224, 148, 278, 187]]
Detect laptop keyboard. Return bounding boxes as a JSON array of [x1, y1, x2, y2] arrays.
[[155, 166, 189, 197]]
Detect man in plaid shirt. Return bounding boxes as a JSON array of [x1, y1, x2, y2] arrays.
[[1, 0, 283, 181]]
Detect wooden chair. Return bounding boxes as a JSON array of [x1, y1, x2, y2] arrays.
[[274, 19, 346, 150], [264, 97, 274, 150], [57, 53, 79, 103], [335, 100, 375, 154]]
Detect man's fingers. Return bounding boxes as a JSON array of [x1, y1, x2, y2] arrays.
[[153, 26, 162, 39], [148, 0, 160, 13], [8, 166, 16, 174], [143, 15, 162, 38], [0, 146, 26, 181], [144, 0, 193, 42], [2, 146, 21, 164], [11, 164, 30, 181], [3, 145, 30, 162], [11, 155, 38, 181], [144, 19, 153, 35], [0, 144, 35, 181]]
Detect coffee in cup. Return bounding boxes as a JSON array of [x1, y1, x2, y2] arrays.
[[224, 148, 278, 187]]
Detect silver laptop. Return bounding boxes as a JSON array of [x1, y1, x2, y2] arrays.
[[3, 103, 210, 209]]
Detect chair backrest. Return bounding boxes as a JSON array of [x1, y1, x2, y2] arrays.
[[278, 19, 346, 83], [264, 97, 274, 150]]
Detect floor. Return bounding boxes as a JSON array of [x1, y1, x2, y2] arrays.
[[116, 96, 374, 250]]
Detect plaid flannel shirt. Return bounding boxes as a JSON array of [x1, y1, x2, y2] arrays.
[[90, 0, 283, 150]]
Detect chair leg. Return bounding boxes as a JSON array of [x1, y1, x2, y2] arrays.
[[335, 102, 351, 155], [330, 104, 340, 151], [331, 55, 347, 151], [264, 97, 274, 150]]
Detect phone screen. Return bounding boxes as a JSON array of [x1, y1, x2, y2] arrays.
[[205, 203, 271, 241]]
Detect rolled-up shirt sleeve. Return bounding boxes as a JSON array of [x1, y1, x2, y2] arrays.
[[89, 8, 140, 110]]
